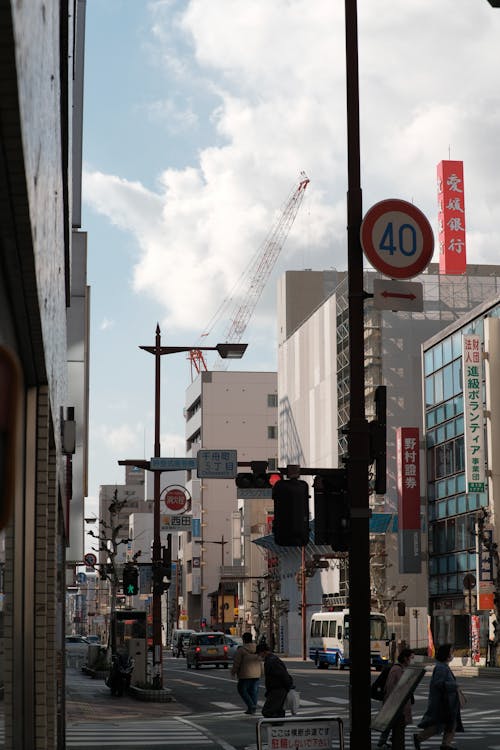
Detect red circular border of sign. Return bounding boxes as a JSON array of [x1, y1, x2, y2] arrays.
[[360, 198, 434, 279], [164, 487, 188, 511]]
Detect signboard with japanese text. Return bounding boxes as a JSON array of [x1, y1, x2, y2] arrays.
[[476, 525, 495, 610], [437, 160, 467, 274], [396, 427, 421, 529], [462, 334, 485, 493], [397, 427, 421, 574], [160, 514, 192, 532], [257, 716, 344, 750], [197, 449, 238, 478]]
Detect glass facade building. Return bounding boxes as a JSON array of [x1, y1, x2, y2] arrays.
[[423, 297, 500, 650]]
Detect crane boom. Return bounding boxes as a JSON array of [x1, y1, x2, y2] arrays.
[[223, 172, 309, 344], [190, 172, 309, 376]]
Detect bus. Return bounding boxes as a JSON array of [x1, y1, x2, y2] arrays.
[[309, 609, 390, 670]]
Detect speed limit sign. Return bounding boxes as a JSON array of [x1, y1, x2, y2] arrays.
[[360, 199, 434, 279]]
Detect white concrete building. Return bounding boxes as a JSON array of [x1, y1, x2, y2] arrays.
[[181, 370, 278, 631], [276, 265, 500, 652]]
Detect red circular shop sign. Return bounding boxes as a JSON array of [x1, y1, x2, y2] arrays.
[[360, 198, 434, 279], [164, 486, 188, 512]]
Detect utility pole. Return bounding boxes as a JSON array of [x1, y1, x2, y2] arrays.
[[345, 1, 372, 745]]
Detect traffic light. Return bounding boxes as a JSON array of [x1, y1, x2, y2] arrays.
[[272, 477, 310, 546], [235, 460, 282, 490], [397, 601, 406, 617], [162, 534, 172, 580], [122, 565, 139, 596], [313, 470, 349, 551], [370, 385, 387, 495], [152, 562, 171, 596]]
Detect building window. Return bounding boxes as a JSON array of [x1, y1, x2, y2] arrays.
[[267, 393, 278, 407], [267, 426, 277, 439]]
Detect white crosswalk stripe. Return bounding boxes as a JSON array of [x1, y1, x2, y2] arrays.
[[66, 719, 214, 747]]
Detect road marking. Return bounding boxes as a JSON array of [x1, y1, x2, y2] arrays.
[[320, 696, 349, 704], [211, 701, 240, 710]]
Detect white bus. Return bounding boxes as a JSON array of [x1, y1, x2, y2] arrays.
[[309, 609, 390, 670]]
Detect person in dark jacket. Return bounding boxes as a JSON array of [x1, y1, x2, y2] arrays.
[[256, 642, 294, 717], [413, 643, 464, 749]]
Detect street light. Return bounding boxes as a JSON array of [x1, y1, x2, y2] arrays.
[[139, 324, 246, 689]]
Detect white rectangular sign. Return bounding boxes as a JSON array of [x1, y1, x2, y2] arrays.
[[197, 449, 238, 478], [160, 514, 193, 531], [462, 334, 485, 493]]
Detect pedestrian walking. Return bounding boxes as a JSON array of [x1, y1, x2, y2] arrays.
[[231, 632, 261, 715], [376, 648, 415, 749], [256, 642, 294, 718], [413, 643, 464, 750]]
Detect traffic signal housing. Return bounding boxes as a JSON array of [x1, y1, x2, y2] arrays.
[[313, 470, 350, 551], [235, 460, 282, 490], [272, 477, 310, 546], [153, 562, 171, 596], [370, 385, 387, 495], [122, 564, 139, 596]]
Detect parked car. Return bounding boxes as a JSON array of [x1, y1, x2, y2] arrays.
[[65, 635, 88, 654], [225, 635, 243, 659], [185, 631, 229, 669], [83, 635, 101, 645]]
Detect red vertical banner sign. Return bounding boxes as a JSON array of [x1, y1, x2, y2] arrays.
[[397, 427, 421, 529], [437, 160, 467, 274]]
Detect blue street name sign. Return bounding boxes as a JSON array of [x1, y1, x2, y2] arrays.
[[237, 488, 272, 499], [150, 457, 197, 471]]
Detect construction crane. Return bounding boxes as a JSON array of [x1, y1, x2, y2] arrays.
[[189, 172, 310, 376]]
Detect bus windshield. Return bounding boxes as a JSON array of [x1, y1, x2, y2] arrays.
[[370, 615, 389, 640]]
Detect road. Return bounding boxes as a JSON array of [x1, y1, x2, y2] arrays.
[[63, 654, 500, 749]]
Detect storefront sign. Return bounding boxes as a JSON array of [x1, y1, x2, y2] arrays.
[[462, 334, 485, 493], [437, 160, 467, 274]]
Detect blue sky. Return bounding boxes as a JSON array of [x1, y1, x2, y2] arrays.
[[82, 0, 500, 517]]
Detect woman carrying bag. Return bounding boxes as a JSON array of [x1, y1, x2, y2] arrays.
[[413, 643, 464, 750]]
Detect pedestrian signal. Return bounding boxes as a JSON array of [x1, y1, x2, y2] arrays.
[[122, 565, 139, 596]]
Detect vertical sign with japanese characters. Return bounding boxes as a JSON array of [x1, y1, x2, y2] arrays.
[[397, 427, 421, 529], [437, 160, 467, 274], [462, 334, 485, 493], [397, 427, 421, 574]]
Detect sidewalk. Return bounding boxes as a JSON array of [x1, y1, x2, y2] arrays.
[[65, 665, 192, 722]]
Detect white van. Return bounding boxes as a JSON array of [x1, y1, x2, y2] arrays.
[[171, 629, 195, 657]]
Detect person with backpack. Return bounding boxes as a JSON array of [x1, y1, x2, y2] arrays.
[[231, 632, 262, 714], [376, 648, 415, 749]]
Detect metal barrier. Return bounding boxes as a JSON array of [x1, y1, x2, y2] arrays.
[[257, 715, 344, 749]]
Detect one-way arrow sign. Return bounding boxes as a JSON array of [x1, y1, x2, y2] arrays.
[[373, 278, 423, 312]]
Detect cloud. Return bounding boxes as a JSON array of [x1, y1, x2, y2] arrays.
[[83, 0, 500, 339], [99, 317, 115, 331]]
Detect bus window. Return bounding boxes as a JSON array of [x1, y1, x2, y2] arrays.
[[321, 621, 329, 637], [337, 626, 342, 639], [370, 615, 389, 640]]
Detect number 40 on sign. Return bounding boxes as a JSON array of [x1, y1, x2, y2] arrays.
[[360, 198, 434, 280]]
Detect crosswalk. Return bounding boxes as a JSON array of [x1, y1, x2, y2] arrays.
[[66, 719, 214, 747]]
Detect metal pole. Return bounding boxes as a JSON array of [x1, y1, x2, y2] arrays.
[[301, 546, 307, 661], [152, 324, 163, 688], [345, 1, 372, 745], [221, 535, 225, 633], [469, 589, 473, 665]]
